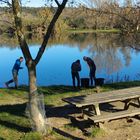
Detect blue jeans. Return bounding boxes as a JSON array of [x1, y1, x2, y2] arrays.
[[71, 72, 80, 87]]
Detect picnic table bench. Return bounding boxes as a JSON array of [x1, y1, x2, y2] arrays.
[[62, 87, 140, 127]]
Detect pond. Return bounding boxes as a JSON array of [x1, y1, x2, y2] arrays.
[[0, 33, 140, 87]]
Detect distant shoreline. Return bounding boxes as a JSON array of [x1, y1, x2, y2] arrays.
[[66, 29, 121, 33]]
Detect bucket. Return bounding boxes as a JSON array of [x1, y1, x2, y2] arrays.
[[94, 78, 105, 86], [81, 78, 89, 87]]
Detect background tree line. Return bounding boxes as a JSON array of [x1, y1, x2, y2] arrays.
[[0, 0, 139, 36]]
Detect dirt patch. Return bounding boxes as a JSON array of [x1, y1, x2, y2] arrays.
[[45, 102, 140, 140]]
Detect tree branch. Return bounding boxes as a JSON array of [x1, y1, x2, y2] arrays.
[[34, 0, 68, 65], [54, 0, 60, 6], [0, 0, 11, 6], [83, 6, 133, 24], [12, 0, 32, 63]]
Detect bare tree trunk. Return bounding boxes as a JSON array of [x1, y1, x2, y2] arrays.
[[11, 0, 68, 134], [27, 62, 46, 133]]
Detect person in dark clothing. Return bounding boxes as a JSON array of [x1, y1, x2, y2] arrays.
[[83, 56, 96, 86], [71, 59, 81, 88], [5, 57, 24, 89]]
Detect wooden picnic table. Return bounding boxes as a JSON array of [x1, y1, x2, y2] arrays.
[[62, 87, 140, 127]]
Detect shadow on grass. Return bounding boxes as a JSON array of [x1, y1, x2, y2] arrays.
[[53, 127, 84, 140], [5, 85, 85, 96], [39, 85, 86, 95], [0, 103, 26, 117], [0, 103, 31, 133], [0, 119, 31, 132], [46, 104, 81, 119], [0, 137, 5, 140], [69, 116, 96, 136]]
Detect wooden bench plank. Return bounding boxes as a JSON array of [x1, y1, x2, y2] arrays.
[[88, 108, 140, 123]]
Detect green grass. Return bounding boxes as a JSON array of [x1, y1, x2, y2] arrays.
[[0, 81, 140, 139], [90, 127, 105, 137], [21, 132, 43, 140], [64, 124, 77, 131]]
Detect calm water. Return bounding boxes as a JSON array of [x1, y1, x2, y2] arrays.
[[0, 33, 140, 87]]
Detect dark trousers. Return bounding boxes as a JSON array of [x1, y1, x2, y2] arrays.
[[6, 70, 18, 88], [71, 72, 80, 87], [89, 68, 96, 86]]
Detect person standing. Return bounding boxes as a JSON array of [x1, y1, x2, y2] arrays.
[[83, 56, 96, 86], [71, 59, 81, 88], [5, 56, 24, 89]]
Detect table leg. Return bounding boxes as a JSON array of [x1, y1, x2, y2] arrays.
[[94, 104, 104, 128], [81, 107, 85, 118], [94, 104, 101, 115], [137, 98, 140, 107], [124, 99, 131, 110]]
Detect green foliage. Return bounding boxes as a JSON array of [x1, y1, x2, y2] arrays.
[[69, 17, 87, 29]]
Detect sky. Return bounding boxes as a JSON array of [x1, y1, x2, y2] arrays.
[[0, 0, 84, 8], [23, 0, 80, 7], [14, 0, 140, 7], [0, 0, 139, 8], [0, 0, 50, 7], [23, 0, 46, 7]]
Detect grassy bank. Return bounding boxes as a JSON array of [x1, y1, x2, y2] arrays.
[[0, 81, 140, 140]]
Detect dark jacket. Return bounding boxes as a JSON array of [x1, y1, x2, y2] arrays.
[[86, 57, 96, 70], [71, 61, 81, 73]]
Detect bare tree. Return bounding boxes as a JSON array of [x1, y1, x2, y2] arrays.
[[1, 0, 68, 134], [80, 0, 140, 33]]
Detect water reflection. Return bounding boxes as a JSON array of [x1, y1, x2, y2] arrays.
[[0, 33, 140, 87]]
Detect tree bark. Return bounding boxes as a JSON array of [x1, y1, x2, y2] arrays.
[[27, 61, 47, 133]]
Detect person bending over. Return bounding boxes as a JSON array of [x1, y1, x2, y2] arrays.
[[83, 56, 96, 86], [71, 59, 81, 88]]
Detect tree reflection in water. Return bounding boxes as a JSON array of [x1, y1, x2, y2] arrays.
[[0, 33, 140, 86]]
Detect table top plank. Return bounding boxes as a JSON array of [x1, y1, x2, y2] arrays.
[[62, 87, 140, 107]]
